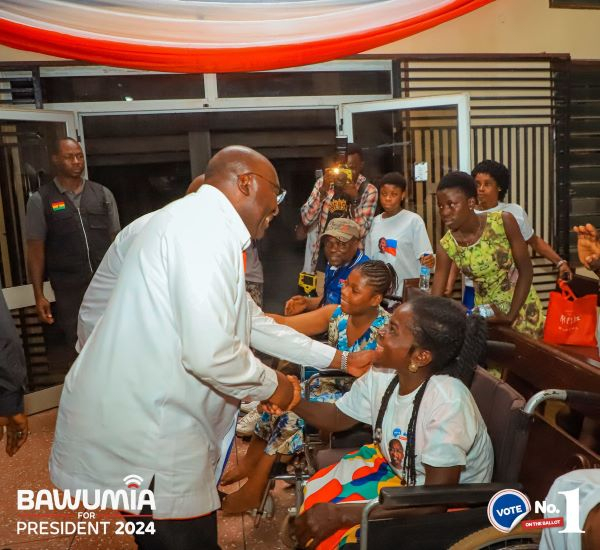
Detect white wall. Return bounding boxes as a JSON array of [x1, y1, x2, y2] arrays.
[[1, 0, 600, 64]]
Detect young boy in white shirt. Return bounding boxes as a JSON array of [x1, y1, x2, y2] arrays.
[[365, 172, 434, 295]]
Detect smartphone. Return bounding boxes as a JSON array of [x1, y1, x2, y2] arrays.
[[315, 169, 324, 181]]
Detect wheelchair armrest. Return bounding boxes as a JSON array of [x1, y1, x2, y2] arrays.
[[308, 369, 354, 378], [378, 482, 523, 509]]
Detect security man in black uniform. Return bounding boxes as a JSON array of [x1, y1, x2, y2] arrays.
[[25, 137, 120, 353]]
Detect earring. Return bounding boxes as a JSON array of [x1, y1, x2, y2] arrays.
[[408, 362, 419, 373]]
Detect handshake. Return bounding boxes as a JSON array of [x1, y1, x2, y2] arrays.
[[261, 372, 302, 415], [260, 347, 381, 414]]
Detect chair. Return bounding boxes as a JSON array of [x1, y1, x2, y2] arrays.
[[358, 367, 528, 550]]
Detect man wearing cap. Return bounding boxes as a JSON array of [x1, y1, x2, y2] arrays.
[[285, 218, 369, 315]]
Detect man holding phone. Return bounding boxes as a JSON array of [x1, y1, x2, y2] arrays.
[[299, 142, 377, 274]]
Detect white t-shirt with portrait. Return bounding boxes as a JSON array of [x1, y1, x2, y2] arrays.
[[336, 368, 494, 485], [365, 210, 433, 294]]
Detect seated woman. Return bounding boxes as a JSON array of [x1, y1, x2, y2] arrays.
[[432, 171, 545, 338], [292, 296, 494, 549], [220, 260, 396, 514]]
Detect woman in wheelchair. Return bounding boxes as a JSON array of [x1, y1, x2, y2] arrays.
[[291, 295, 494, 549], [220, 260, 397, 514]]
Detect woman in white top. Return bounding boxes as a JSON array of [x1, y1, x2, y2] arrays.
[[365, 172, 434, 295], [289, 296, 493, 549]]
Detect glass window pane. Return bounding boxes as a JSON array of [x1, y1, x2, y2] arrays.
[[42, 74, 205, 103], [218, 71, 391, 97]]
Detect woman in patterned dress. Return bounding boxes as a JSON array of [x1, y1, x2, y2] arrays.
[[431, 171, 544, 338], [220, 260, 396, 513]]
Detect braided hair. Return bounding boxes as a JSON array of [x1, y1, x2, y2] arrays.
[[355, 260, 398, 299], [401, 296, 487, 486]]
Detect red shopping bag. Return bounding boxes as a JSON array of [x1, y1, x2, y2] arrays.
[[543, 280, 598, 346]]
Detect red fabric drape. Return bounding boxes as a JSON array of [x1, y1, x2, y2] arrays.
[[0, 0, 494, 72]]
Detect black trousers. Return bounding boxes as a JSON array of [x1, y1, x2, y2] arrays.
[[123, 479, 220, 550], [125, 512, 220, 550]]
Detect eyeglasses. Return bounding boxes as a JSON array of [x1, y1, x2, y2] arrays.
[[243, 172, 287, 205]]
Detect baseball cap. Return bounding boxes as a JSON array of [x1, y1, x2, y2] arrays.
[[321, 218, 360, 242]]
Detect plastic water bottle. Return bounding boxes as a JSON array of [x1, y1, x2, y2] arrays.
[[471, 304, 495, 318], [419, 264, 431, 293]]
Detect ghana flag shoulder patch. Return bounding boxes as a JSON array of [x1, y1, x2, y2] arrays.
[[51, 201, 66, 212]]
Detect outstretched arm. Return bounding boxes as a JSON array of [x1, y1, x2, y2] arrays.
[[267, 304, 336, 337]]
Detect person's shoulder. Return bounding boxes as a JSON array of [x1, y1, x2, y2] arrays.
[[428, 375, 472, 403], [374, 307, 391, 325], [440, 229, 454, 247], [356, 250, 370, 265], [503, 202, 528, 218], [401, 209, 426, 224], [330, 304, 343, 320], [368, 367, 397, 391]]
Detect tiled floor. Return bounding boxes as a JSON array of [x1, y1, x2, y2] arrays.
[[0, 409, 294, 550]]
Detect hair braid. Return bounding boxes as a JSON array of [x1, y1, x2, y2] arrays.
[[402, 378, 429, 486], [398, 296, 487, 485], [356, 260, 398, 298]]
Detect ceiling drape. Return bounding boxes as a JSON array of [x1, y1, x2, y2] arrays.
[[0, 0, 494, 72]]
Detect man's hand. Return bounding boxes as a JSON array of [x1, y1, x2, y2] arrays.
[[346, 349, 381, 378], [0, 413, 28, 457], [295, 503, 345, 548], [574, 224, 600, 268], [35, 296, 54, 324], [261, 370, 294, 415], [285, 295, 308, 316], [319, 173, 334, 199]]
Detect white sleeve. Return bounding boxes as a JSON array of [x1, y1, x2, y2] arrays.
[[335, 367, 376, 424], [167, 227, 277, 402], [412, 216, 434, 260], [247, 295, 336, 369], [364, 222, 374, 258], [420, 389, 478, 469], [506, 204, 534, 241]]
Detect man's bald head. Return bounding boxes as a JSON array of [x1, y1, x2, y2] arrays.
[[204, 146, 274, 186], [203, 146, 280, 239]]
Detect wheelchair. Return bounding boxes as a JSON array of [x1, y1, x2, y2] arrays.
[[263, 342, 600, 550]]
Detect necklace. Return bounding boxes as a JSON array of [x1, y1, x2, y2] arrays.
[[455, 215, 485, 247]]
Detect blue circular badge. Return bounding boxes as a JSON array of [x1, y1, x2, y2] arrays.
[[487, 489, 531, 533]]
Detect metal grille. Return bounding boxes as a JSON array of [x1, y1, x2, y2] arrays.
[[0, 68, 42, 107], [386, 55, 569, 302]]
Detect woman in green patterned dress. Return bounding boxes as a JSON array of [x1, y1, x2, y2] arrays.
[[431, 171, 544, 338]]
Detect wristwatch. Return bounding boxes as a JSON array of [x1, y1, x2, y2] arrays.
[[340, 351, 349, 372], [556, 259, 568, 269]]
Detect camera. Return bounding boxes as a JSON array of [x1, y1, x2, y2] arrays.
[[324, 135, 353, 187]]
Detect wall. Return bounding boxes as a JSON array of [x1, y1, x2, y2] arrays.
[[370, 0, 600, 59]]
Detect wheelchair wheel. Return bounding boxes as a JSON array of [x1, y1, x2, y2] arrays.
[[449, 525, 542, 550]]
